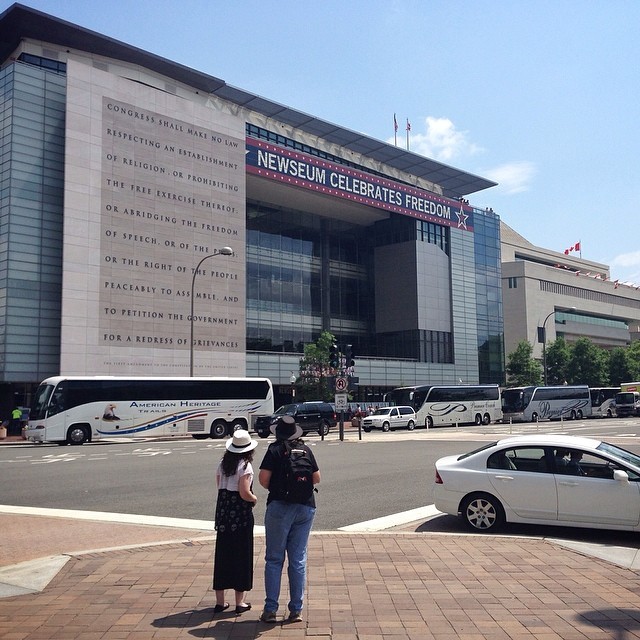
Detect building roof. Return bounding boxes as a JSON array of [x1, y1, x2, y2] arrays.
[[0, 3, 497, 199]]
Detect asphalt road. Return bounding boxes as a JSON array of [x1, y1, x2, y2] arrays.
[[2, 417, 640, 533]]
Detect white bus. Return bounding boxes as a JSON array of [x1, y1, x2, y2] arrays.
[[385, 384, 502, 428], [501, 385, 591, 422], [25, 376, 274, 445], [589, 387, 620, 418]]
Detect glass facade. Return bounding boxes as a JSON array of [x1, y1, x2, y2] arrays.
[[0, 61, 65, 384], [0, 53, 505, 404]]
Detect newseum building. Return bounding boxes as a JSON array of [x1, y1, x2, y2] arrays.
[[0, 4, 504, 410]]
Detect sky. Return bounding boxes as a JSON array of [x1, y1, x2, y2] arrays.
[[8, 0, 640, 282]]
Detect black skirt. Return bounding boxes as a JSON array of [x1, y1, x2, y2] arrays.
[[213, 489, 254, 592]]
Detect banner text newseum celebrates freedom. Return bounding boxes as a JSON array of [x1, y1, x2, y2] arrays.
[[245, 138, 473, 231]]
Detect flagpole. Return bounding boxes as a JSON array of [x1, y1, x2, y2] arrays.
[[393, 113, 398, 146], [406, 118, 410, 150]]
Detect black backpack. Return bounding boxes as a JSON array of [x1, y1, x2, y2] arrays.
[[279, 440, 315, 504]]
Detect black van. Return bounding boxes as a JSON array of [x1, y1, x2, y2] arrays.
[[255, 401, 337, 438]]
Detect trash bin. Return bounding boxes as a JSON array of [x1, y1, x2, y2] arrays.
[[0, 424, 7, 440]]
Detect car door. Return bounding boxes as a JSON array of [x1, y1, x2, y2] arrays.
[[390, 407, 402, 429], [487, 446, 558, 521], [299, 404, 321, 432], [555, 450, 640, 527]]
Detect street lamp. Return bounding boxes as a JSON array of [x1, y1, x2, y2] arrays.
[[290, 372, 296, 399], [541, 307, 576, 385], [189, 246, 233, 376]]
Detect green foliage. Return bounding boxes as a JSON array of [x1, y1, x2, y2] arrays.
[[297, 330, 337, 401], [506, 341, 542, 386], [506, 335, 640, 389], [566, 337, 609, 386], [545, 337, 571, 385], [609, 348, 630, 386]]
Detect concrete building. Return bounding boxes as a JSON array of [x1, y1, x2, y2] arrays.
[[0, 4, 504, 411], [501, 221, 640, 370]]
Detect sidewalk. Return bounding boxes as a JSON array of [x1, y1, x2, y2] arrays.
[[1, 512, 640, 639]]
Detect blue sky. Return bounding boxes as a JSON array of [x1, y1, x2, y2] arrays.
[[9, 0, 640, 282]]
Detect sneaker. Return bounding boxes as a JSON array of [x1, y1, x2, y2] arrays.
[[260, 610, 277, 623], [288, 610, 303, 623]]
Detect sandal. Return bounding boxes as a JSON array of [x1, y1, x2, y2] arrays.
[[214, 603, 229, 613]]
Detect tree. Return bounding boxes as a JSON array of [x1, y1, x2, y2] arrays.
[[567, 337, 609, 386], [544, 337, 571, 385], [625, 340, 640, 382], [297, 330, 337, 401], [609, 347, 629, 386], [506, 341, 541, 386]]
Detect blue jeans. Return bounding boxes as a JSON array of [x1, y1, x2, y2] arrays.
[[263, 500, 316, 613]]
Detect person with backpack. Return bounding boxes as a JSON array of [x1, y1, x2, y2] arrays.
[[258, 415, 320, 624], [212, 429, 258, 616]]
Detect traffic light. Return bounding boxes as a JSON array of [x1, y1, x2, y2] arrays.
[[329, 343, 339, 368], [345, 344, 355, 368]]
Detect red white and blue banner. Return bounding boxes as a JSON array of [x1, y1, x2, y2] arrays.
[[246, 138, 473, 232]]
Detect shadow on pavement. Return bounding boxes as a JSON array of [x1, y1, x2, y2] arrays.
[[413, 513, 640, 550]]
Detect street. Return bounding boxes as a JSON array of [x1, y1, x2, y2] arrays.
[[2, 417, 640, 535]]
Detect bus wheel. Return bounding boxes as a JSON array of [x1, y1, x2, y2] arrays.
[[67, 425, 89, 445], [531, 412, 538, 422], [482, 413, 491, 425], [426, 416, 434, 428], [211, 420, 228, 439], [576, 410, 583, 419], [191, 434, 209, 440], [474, 414, 482, 425], [231, 420, 247, 432], [570, 410, 577, 420]]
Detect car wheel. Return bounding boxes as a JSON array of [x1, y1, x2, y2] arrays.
[[482, 413, 491, 425], [460, 493, 504, 532], [67, 425, 89, 445], [257, 430, 270, 438], [426, 416, 433, 428], [318, 421, 330, 436], [474, 413, 482, 426], [211, 420, 228, 439], [382, 422, 390, 432], [407, 420, 415, 431]]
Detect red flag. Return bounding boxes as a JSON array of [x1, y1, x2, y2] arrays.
[[394, 113, 398, 132], [406, 119, 411, 131], [575, 241, 581, 252], [564, 249, 570, 255]]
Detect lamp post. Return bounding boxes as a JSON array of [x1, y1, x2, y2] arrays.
[[541, 306, 576, 385], [189, 246, 233, 376], [290, 372, 296, 399], [541, 310, 556, 386]]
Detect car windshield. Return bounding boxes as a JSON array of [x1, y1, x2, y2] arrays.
[[597, 441, 640, 470], [372, 408, 392, 416], [457, 442, 498, 461], [273, 404, 297, 416]]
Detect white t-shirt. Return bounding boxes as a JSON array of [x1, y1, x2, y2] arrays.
[[216, 459, 253, 492]]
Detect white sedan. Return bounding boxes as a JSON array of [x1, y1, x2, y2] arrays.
[[434, 434, 640, 532]]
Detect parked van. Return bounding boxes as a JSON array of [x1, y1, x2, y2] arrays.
[[614, 391, 640, 417], [362, 406, 416, 432]]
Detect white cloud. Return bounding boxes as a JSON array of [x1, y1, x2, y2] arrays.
[[388, 116, 481, 162], [611, 250, 640, 268], [482, 161, 537, 194]]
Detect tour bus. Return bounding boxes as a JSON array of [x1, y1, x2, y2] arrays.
[[501, 385, 591, 422], [589, 387, 620, 418], [25, 376, 274, 445], [385, 384, 502, 428]]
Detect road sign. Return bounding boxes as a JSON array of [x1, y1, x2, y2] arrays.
[[335, 376, 348, 392], [335, 393, 348, 410]]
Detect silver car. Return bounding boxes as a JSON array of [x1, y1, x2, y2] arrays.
[[362, 406, 416, 432]]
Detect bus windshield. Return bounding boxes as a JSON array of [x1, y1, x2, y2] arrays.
[[30, 383, 55, 421]]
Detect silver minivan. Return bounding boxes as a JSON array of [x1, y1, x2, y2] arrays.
[[362, 406, 417, 432]]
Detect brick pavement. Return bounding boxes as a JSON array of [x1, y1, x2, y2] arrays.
[[2, 532, 640, 639]]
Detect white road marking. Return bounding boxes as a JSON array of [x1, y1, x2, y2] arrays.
[[338, 505, 441, 532]]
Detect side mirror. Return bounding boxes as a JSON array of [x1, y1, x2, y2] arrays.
[[613, 469, 629, 482]]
